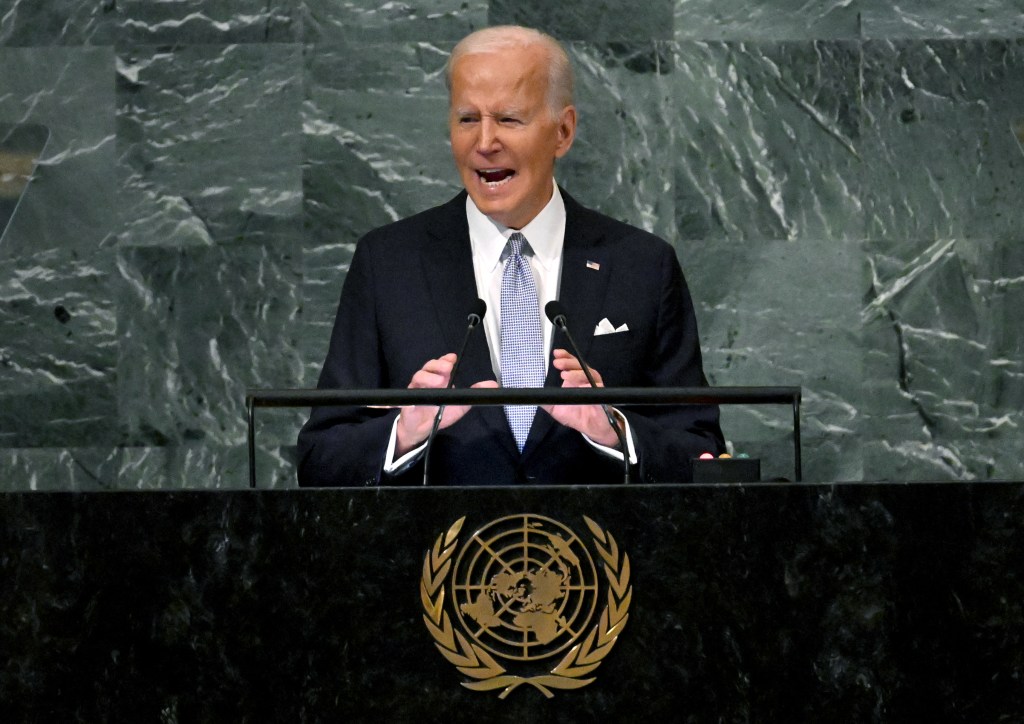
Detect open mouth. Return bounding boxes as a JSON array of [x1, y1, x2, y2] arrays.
[[477, 168, 515, 187]]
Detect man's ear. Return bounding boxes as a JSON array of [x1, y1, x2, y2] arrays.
[[554, 105, 577, 158]]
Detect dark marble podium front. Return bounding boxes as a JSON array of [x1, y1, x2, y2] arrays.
[[3, 482, 1023, 722]]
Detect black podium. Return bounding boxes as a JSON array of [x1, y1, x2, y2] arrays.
[[3, 482, 1023, 722]]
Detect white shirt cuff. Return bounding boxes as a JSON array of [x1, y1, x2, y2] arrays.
[[582, 408, 638, 464], [382, 414, 427, 475]]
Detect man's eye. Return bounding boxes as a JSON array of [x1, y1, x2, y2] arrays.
[[501, 117, 521, 124], [459, 117, 478, 124]]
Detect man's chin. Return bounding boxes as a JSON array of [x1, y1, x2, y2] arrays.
[[467, 194, 518, 228]]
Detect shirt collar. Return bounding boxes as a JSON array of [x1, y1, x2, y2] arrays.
[[466, 183, 566, 272]]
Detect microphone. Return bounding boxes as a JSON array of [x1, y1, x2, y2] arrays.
[[422, 298, 487, 485], [545, 301, 631, 484]]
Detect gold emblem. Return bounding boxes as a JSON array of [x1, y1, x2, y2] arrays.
[[420, 514, 632, 698]]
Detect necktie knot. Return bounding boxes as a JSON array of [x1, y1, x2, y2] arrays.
[[504, 232, 530, 261]]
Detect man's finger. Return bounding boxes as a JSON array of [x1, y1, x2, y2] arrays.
[[408, 353, 458, 389]]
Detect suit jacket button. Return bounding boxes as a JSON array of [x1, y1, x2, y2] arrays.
[[516, 470, 536, 485]]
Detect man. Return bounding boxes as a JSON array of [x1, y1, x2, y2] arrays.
[[297, 26, 724, 487]]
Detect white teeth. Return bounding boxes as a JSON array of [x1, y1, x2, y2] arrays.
[[478, 170, 514, 188]]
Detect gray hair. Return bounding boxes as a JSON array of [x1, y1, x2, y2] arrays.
[[444, 26, 574, 116]]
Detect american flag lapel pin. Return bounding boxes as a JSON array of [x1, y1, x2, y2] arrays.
[[586, 260, 600, 271]]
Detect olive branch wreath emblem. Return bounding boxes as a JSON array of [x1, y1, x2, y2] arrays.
[[420, 515, 632, 698]]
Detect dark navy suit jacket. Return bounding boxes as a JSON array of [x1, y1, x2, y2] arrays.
[[297, 190, 724, 486]]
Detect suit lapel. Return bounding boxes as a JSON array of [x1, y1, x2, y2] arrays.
[[419, 196, 486, 374], [522, 192, 613, 459], [546, 191, 613, 386]]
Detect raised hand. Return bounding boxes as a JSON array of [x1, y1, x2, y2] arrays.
[[395, 353, 498, 455], [543, 348, 622, 448]]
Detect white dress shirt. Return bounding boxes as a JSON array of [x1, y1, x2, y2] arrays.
[[467, 183, 564, 378]]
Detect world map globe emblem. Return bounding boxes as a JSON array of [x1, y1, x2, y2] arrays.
[[451, 514, 600, 661]]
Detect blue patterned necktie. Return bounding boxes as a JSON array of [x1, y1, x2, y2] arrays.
[[500, 232, 545, 452]]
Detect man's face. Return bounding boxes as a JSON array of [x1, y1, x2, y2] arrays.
[[448, 46, 576, 230]]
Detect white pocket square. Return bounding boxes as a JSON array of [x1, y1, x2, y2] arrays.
[[594, 318, 629, 336]]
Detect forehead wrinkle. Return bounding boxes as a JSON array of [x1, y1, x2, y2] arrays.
[[450, 51, 549, 104]]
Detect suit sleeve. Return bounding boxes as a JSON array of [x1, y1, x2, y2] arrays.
[[296, 239, 398, 487], [622, 243, 725, 483]]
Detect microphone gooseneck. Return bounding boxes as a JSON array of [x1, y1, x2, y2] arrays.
[[422, 298, 487, 486], [544, 301, 632, 484]]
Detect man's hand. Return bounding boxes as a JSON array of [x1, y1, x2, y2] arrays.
[[543, 348, 623, 448], [395, 353, 498, 455]]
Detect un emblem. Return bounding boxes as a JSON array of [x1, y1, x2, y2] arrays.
[[421, 514, 632, 698]]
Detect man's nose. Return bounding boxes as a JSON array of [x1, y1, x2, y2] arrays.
[[476, 118, 500, 153]]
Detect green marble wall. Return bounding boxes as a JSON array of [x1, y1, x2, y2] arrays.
[[1, 1, 1022, 488]]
